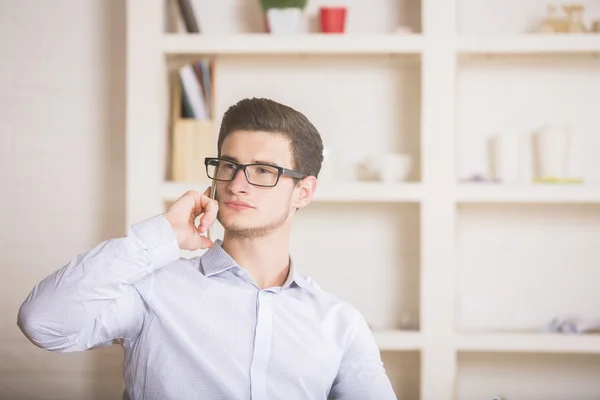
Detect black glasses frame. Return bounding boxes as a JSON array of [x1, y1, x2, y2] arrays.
[[204, 157, 306, 187]]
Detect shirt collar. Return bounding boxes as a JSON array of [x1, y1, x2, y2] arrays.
[[200, 239, 318, 294], [200, 239, 238, 277]]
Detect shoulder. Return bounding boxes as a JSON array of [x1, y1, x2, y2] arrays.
[[131, 256, 203, 294], [295, 271, 367, 331]]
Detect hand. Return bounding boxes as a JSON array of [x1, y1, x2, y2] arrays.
[[163, 187, 218, 251]]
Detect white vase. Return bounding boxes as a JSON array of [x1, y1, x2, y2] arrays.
[[266, 8, 303, 35], [488, 132, 522, 183]]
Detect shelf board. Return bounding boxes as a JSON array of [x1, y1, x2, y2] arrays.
[[457, 34, 600, 55], [374, 330, 422, 351], [455, 183, 600, 204], [161, 181, 423, 203], [456, 332, 600, 354], [315, 182, 422, 202], [162, 33, 424, 55]]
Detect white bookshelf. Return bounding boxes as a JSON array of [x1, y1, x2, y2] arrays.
[[126, 0, 600, 399], [457, 34, 600, 54], [455, 184, 600, 203], [455, 332, 600, 354], [163, 33, 424, 54], [161, 181, 423, 203]]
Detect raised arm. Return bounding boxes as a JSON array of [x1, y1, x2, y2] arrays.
[[17, 188, 218, 352], [17, 214, 180, 351]]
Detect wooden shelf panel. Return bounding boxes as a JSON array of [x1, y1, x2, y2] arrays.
[[162, 33, 424, 55], [457, 34, 600, 55], [456, 332, 600, 354], [161, 181, 423, 203], [455, 184, 600, 204], [315, 182, 422, 202]]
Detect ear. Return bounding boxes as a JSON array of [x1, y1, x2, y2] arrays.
[[292, 176, 317, 210]]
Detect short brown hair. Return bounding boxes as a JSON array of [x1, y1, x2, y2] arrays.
[[217, 98, 323, 179]]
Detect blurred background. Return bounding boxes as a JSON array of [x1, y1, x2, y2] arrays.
[[1, 0, 600, 399]]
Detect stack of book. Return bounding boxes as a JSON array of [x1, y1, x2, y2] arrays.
[[170, 59, 215, 182]]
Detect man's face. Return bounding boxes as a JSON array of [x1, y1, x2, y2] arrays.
[[214, 130, 311, 238]]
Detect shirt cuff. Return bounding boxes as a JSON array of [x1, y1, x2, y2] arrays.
[[130, 214, 180, 269]]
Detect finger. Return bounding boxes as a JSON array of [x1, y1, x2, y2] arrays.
[[198, 235, 214, 249], [203, 185, 212, 198], [198, 200, 218, 233], [189, 192, 218, 233], [189, 190, 212, 217], [190, 233, 214, 250]]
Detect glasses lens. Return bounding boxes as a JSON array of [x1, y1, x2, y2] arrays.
[[207, 159, 237, 181], [246, 164, 279, 186]]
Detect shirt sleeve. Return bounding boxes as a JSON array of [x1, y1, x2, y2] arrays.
[[328, 314, 398, 400], [16, 214, 180, 352]]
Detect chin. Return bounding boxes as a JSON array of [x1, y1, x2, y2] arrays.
[[220, 215, 287, 238], [219, 212, 257, 233]]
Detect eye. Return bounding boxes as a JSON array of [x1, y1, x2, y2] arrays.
[[257, 167, 275, 174]]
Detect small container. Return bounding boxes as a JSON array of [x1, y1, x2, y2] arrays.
[[319, 7, 347, 33]]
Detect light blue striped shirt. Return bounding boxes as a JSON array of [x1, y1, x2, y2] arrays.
[[17, 214, 397, 399]]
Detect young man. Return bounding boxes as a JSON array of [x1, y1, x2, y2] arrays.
[[17, 98, 397, 399]]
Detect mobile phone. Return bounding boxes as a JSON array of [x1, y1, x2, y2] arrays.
[[207, 179, 216, 241], [210, 179, 217, 200]]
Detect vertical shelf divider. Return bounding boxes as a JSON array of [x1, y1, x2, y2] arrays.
[[420, 0, 459, 399], [126, 0, 165, 228]]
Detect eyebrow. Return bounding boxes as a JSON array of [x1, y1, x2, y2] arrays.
[[220, 155, 282, 167]]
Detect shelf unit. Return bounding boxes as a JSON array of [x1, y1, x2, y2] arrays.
[[457, 34, 600, 54], [126, 0, 600, 399], [455, 183, 600, 203], [160, 181, 424, 203], [455, 332, 600, 354], [162, 33, 425, 54]]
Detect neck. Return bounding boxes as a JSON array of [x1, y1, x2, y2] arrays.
[[221, 227, 291, 290]]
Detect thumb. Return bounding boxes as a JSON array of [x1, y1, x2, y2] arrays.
[[188, 230, 215, 251]]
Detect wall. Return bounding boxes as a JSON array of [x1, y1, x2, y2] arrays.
[[0, 0, 126, 398]]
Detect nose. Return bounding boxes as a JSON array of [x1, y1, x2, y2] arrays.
[[227, 166, 250, 194]]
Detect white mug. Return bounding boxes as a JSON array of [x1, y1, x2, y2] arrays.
[[488, 132, 521, 183], [356, 153, 412, 183]]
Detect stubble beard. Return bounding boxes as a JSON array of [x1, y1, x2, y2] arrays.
[[219, 198, 292, 239]]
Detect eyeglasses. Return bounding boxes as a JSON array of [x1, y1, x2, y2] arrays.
[[204, 157, 306, 188]]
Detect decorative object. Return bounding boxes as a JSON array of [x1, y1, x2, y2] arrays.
[[592, 19, 600, 32], [564, 4, 587, 32], [539, 4, 588, 33], [261, 0, 308, 35], [545, 316, 600, 334], [488, 132, 522, 184], [533, 124, 571, 180], [356, 153, 412, 183], [319, 6, 347, 33]]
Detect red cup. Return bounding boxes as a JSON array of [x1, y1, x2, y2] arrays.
[[319, 7, 347, 33]]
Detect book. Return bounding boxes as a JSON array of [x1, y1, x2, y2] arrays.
[[179, 64, 208, 120], [176, 0, 200, 33]]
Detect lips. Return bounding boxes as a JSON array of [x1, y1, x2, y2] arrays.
[[224, 200, 254, 211]]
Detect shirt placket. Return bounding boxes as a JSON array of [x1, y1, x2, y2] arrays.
[[250, 290, 273, 400]]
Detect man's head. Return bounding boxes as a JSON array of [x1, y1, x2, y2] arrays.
[[210, 98, 323, 238]]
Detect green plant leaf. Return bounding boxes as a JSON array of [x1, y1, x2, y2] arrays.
[[260, 0, 308, 10]]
